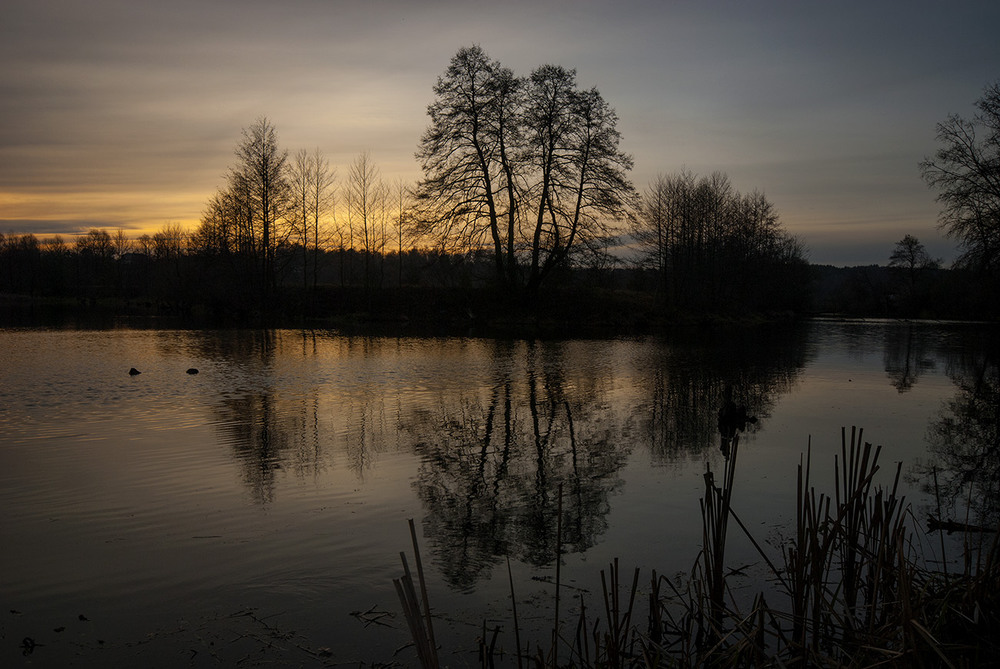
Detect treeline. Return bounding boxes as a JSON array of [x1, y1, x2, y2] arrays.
[[0, 221, 809, 326], [810, 264, 995, 320], [809, 233, 997, 320], [0, 226, 521, 317], [8, 223, 990, 323]]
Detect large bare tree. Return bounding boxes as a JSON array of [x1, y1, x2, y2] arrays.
[[522, 68, 634, 293], [415, 46, 520, 287], [415, 45, 635, 297]]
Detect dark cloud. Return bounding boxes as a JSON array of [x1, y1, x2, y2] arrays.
[[0, 219, 125, 237]]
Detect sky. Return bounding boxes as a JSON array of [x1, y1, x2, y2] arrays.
[[2, 0, 998, 266]]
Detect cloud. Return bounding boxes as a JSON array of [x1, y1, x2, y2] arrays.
[[0, 219, 121, 237]]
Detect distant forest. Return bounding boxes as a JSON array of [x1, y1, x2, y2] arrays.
[[0, 224, 992, 327]]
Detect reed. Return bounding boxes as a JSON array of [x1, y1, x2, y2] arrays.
[[395, 427, 1000, 667], [393, 518, 439, 669], [598, 559, 640, 668]]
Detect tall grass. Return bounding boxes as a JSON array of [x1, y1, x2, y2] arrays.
[[397, 428, 1000, 667]]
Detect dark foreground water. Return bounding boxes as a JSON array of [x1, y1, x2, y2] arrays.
[[1, 319, 997, 667]]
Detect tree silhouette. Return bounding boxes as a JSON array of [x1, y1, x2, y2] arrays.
[[887, 235, 940, 316], [289, 148, 336, 294], [193, 117, 293, 313], [921, 81, 1000, 314], [403, 339, 627, 590], [415, 45, 635, 298], [345, 151, 387, 295], [633, 171, 808, 315]]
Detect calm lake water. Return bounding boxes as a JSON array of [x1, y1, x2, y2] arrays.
[[1, 319, 997, 667]]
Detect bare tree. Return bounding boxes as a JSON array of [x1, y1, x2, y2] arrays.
[[889, 234, 940, 307], [308, 147, 336, 290], [416, 46, 635, 298], [522, 68, 635, 295], [75, 228, 114, 259], [136, 234, 153, 257], [151, 223, 186, 261], [633, 171, 808, 313], [346, 151, 386, 293], [291, 149, 312, 289], [415, 46, 523, 288], [232, 117, 291, 302], [889, 235, 939, 274], [112, 228, 132, 259], [195, 117, 291, 309], [0, 233, 41, 295], [289, 148, 336, 291], [920, 82, 1000, 275], [392, 178, 414, 288], [191, 191, 235, 256]]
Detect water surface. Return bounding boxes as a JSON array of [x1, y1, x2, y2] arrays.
[[1, 320, 995, 666]]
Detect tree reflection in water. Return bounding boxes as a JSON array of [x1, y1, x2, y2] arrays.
[[917, 329, 1000, 531], [194, 329, 289, 505], [406, 327, 813, 590], [406, 340, 628, 591], [640, 325, 809, 462], [177, 330, 387, 505], [158, 326, 815, 588], [883, 324, 937, 393]]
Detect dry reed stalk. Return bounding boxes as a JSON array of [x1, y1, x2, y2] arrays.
[[394, 426, 1000, 667], [572, 593, 591, 667], [506, 555, 524, 669], [393, 520, 439, 669], [598, 559, 640, 668], [933, 466, 949, 582], [479, 622, 501, 668], [553, 483, 563, 668], [647, 570, 661, 646], [700, 433, 740, 650], [409, 518, 437, 653]]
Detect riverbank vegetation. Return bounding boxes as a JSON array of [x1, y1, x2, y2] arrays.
[[398, 428, 1000, 667]]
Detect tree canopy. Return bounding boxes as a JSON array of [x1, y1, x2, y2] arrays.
[[632, 170, 809, 314], [888, 235, 939, 274], [414, 45, 636, 297], [920, 81, 1000, 276]]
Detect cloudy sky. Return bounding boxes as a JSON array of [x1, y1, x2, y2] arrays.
[[2, 0, 998, 266]]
